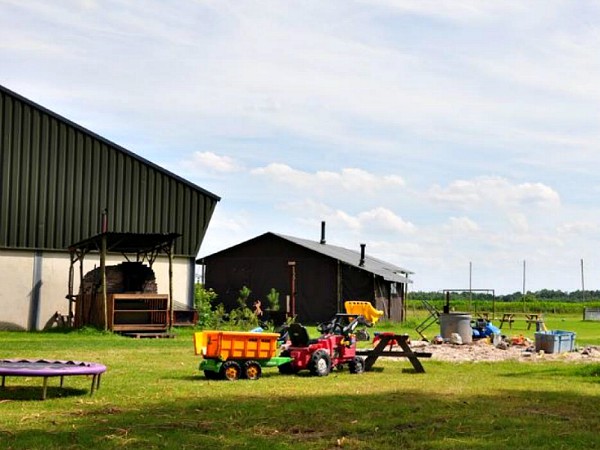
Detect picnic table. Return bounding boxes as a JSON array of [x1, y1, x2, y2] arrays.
[[499, 313, 543, 330], [355, 333, 432, 373]]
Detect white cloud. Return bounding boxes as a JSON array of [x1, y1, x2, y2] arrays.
[[443, 216, 480, 233], [278, 200, 414, 235], [557, 221, 600, 235], [357, 207, 417, 233], [428, 177, 560, 210], [365, 0, 531, 22], [507, 213, 529, 233], [184, 152, 242, 173], [251, 164, 405, 193]]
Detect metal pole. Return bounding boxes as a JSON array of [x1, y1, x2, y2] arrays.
[[581, 258, 585, 302], [469, 261, 472, 312], [522, 260, 526, 312]]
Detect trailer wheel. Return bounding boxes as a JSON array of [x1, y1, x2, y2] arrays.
[[243, 361, 262, 380], [349, 356, 365, 374], [221, 361, 242, 381], [309, 350, 331, 377]]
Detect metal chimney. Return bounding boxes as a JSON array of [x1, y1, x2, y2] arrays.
[[320, 221, 326, 244], [359, 243, 366, 266], [101, 208, 109, 233]]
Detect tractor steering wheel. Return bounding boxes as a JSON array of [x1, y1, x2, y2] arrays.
[[317, 321, 332, 334]]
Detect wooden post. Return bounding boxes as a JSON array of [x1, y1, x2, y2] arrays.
[[168, 242, 174, 330], [288, 261, 296, 318], [68, 251, 75, 317], [101, 233, 108, 331]]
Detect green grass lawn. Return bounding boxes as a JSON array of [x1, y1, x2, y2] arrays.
[[0, 316, 599, 450]]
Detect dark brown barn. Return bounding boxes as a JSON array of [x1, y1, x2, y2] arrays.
[[197, 228, 413, 324]]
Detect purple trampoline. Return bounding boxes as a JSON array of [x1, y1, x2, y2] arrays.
[[0, 359, 106, 400]]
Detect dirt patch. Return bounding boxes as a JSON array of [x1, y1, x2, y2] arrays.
[[407, 340, 600, 363]]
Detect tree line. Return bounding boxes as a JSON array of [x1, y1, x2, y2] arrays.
[[409, 289, 600, 303]]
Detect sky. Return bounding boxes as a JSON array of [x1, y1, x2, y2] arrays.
[[2, 0, 600, 294]]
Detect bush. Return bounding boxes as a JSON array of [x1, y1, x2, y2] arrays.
[[194, 284, 221, 328], [266, 288, 280, 311]]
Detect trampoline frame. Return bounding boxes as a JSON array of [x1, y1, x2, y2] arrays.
[[0, 359, 106, 400]]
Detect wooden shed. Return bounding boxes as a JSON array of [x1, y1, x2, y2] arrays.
[[198, 227, 413, 324]]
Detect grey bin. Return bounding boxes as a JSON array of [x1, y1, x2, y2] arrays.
[[439, 313, 473, 344]]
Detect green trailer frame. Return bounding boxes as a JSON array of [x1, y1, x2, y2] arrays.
[[200, 356, 293, 381]]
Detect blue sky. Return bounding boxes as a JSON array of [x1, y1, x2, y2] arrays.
[[2, 0, 600, 294]]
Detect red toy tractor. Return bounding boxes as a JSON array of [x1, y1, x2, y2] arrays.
[[278, 314, 372, 377]]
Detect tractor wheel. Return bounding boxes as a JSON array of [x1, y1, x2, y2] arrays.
[[243, 361, 262, 380], [309, 349, 331, 377], [220, 361, 242, 381], [203, 369, 221, 380], [349, 356, 365, 374]]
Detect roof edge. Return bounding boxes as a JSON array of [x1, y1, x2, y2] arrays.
[[0, 84, 221, 202]]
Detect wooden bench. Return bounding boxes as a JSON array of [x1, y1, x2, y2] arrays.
[[499, 313, 515, 329], [499, 313, 543, 330], [525, 313, 543, 330]]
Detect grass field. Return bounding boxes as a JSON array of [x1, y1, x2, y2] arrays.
[[0, 316, 599, 449]]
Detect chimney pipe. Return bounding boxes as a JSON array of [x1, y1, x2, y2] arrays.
[[359, 243, 366, 266], [320, 221, 326, 244], [101, 208, 109, 233]]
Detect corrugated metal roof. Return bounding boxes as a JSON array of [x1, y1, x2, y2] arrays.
[[273, 233, 413, 284], [0, 84, 219, 256], [0, 84, 220, 200]]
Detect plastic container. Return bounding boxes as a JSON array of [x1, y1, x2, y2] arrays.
[[193, 331, 280, 360], [439, 313, 472, 344], [534, 330, 576, 354]]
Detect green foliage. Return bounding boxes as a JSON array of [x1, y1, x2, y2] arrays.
[[193, 283, 221, 328], [238, 285, 251, 302], [193, 284, 263, 330], [410, 289, 600, 304], [266, 288, 280, 311], [227, 297, 259, 329], [408, 289, 600, 314]]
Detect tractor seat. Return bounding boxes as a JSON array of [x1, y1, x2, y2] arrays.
[[288, 323, 318, 347]]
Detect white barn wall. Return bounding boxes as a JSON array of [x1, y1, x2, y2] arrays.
[[0, 250, 35, 330], [0, 249, 194, 330]]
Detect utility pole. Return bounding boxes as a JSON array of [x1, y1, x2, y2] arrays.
[[469, 261, 472, 311], [581, 259, 586, 302], [522, 260, 526, 312]]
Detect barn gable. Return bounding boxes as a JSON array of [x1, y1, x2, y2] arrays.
[[0, 84, 220, 330]]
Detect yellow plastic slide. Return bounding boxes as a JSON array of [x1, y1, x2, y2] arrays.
[[344, 301, 384, 324]]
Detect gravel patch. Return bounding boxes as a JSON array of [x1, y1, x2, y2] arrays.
[[406, 339, 600, 363]]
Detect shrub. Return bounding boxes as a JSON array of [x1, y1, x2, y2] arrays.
[[266, 288, 280, 311]]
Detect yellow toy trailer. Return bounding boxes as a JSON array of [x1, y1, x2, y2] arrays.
[[193, 330, 291, 381]]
